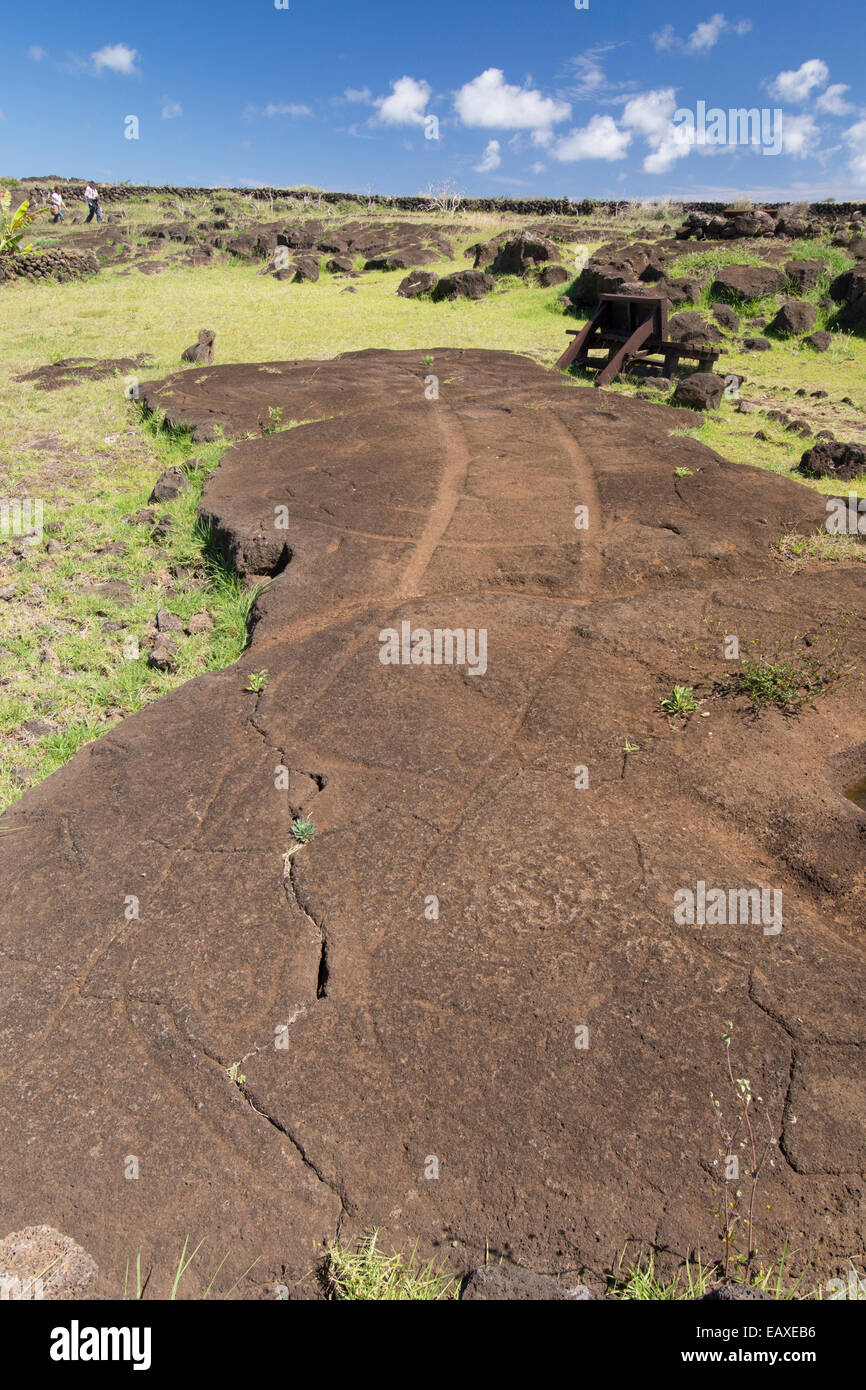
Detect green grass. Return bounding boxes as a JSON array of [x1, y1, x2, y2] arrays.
[[1, 199, 863, 809], [325, 1230, 458, 1301], [610, 1249, 821, 1300]]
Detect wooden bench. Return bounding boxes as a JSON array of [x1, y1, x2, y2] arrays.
[[556, 294, 724, 386]]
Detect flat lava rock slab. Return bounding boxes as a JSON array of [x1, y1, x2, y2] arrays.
[[1, 349, 864, 1297]]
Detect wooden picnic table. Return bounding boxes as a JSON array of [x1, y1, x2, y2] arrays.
[[556, 293, 724, 386]]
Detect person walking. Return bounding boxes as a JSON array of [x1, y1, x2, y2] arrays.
[[50, 187, 65, 223], [83, 181, 102, 224]]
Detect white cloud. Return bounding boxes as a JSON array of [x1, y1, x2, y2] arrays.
[[643, 120, 697, 173], [621, 87, 678, 137], [91, 43, 140, 76], [552, 114, 631, 161], [454, 68, 571, 133], [816, 83, 853, 116], [687, 14, 728, 52], [768, 58, 829, 103], [563, 46, 636, 101], [475, 139, 502, 172], [161, 99, 182, 120], [28, 45, 46, 61], [779, 113, 821, 158], [652, 14, 752, 55], [374, 76, 431, 127], [844, 120, 866, 180], [244, 102, 312, 119], [621, 89, 696, 173], [344, 86, 372, 103], [530, 161, 547, 174]]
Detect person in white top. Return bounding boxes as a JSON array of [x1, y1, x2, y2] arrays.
[[50, 187, 65, 223], [84, 182, 102, 224]]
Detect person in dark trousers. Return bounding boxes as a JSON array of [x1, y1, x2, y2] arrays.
[[50, 187, 65, 222], [83, 181, 102, 224]]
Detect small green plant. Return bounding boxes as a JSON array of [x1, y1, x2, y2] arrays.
[[674, 467, 693, 477], [659, 684, 699, 716], [227, 1062, 246, 1087], [245, 669, 269, 693], [623, 738, 640, 753], [710, 1023, 780, 1283], [325, 1230, 457, 1300], [718, 652, 838, 714], [124, 1238, 259, 1300], [0, 189, 44, 255], [262, 405, 284, 434], [421, 355, 434, 365], [291, 815, 316, 844]]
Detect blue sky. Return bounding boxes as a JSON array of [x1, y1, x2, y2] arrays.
[[2, 0, 865, 198]]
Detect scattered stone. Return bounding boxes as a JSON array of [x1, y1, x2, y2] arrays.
[[45, 539, 62, 555], [432, 270, 494, 302], [798, 441, 866, 483], [0, 1226, 98, 1301], [768, 300, 817, 336], [181, 329, 215, 364], [491, 232, 561, 276], [86, 581, 131, 604], [397, 269, 438, 299], [150, 465, 190, 503], [736, 401, 757, 414], [186, 611, 213, 635], [667, 312, 724, 345], [785, 259, 824, 292], [711, 303, 740, 332], [148, 634, 179, 671], [156, 609, 185, 633], [673, 372, 725, 411], [536, 264, 570, 288], [742, 337, 771, 351], [126, 508, 157, 527], [326, 255, 355, 275], [710, 264, 785, 301]]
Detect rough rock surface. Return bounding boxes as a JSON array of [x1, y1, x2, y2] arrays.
[[710, 265, 786, 301], [0, 1226, 98, 1299], [15, 356, 152, 391], [768, 300, 818, 337], [460, 1266, 597, 1300], [1, 349, 864, 1299], [432, 270, 494, 302], [672, 371, 725, 410], [798, 441, 866, 483]]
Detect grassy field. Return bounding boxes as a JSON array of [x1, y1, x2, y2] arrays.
[[1, 199, 864, 810]]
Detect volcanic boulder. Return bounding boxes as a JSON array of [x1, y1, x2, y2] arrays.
[[491, 232, 561, 277], [710, 264, 786, 302], [431, 270, 494, 301], [397, 269, 438, 298], [798, 441, 866, 483], [768, 300, 818, 336], [667, 312, 724, 346], [785, 260, 824, 293], [673, 371, 725, 411]]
